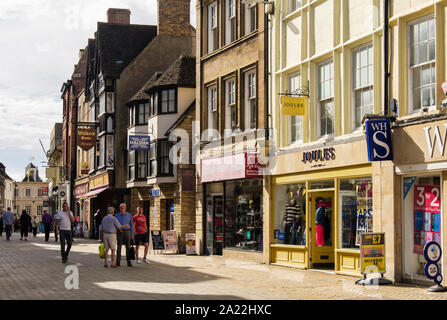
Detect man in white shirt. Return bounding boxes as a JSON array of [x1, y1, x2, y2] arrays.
[[54, 202, 75, 263]]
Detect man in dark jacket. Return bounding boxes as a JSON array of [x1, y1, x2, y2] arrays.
[[20, 210, 31, 241], [41, 210, 53, 242]]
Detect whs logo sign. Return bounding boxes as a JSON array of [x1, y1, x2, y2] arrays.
[[365, 119, 393, 161]]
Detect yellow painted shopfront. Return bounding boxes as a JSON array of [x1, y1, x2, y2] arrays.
[[269, 137, 373, 277]]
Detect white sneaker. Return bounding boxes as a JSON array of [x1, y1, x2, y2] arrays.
[[136, 259, 142, 264], [143, 259, 150, 264]]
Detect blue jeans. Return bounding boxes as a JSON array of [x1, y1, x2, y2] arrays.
[[60, 230, 73, 261], [5, 225, 12, 240]]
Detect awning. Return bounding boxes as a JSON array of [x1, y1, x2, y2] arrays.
[[81, 186, 109, 198]]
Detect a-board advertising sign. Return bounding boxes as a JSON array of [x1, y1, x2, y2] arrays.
[[185, 233, 197, 255], [151, 230, 165, 250], [360, 232, 386, 275], [162, 231, 178, 253]]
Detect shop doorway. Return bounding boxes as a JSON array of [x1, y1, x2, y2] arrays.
[[310, 192, 335, 269], [205, 194, 224, 255], [142, 201, 150, 232]]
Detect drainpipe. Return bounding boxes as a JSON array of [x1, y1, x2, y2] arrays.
[[384, 0, 389, 116]]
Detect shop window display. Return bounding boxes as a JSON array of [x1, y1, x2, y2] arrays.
[[225, 179, 263, 251], [339, 178, 373, 249], [403, 175, 442, 278], [274, 183, 306, 245]]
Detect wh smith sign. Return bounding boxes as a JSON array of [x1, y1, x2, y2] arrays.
[[365, 119, 393, 161], [129, 136, 150, 151]]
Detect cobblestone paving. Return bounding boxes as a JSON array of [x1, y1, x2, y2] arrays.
[[0, 233, 446, 300]]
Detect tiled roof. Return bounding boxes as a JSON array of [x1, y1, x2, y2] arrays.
[[127, 71, 164, 105], [97, 22, 157, 78], [145, 55, 196, 94]]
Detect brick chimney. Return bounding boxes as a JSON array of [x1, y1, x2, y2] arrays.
[[158, 0, 191, 36], [107, 8, 131, 25]]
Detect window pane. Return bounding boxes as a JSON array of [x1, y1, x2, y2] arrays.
[[362, 88, 370, 106], [413, 68, 420, 89], [420, 20, 428, 41], [419, 42, 427, 63], [429, 40, 435, 61], [422, 87, 431, 107], [411, 45, 419, 66], [361, 67, 368, 87], [413, 88, 421, 109], [429, 19, 435, 39], [421, 65, 431, 86], [431, 85, 436, 106], [411, 24, 419, 45], [431, 65, 436, 85]]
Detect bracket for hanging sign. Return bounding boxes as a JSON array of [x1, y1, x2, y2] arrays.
[[278, 86, 310, 98]]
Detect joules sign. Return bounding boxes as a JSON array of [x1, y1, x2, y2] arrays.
[[301, 147, 336, 163]]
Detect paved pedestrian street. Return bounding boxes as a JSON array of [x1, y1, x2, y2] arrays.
[[0, 233, 446, 301]]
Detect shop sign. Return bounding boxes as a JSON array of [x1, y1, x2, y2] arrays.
[[185, 233, 197, 255], [403, 177, 417, 200], [365, 119, 393, 161], [77, 128, 96, 151], [149, 189, 160, 197], [281, 96, 307, 116], [74, 184, 88, 198], [360, 233, 386, 275], [201, 152, 262, 183], [151, 231, 165, 250], [301, 147, 335, 164], [129, 135, 150, 151], [423, 124, 447, 158], [81, 162, 90, 175], [162, 231, 178, 253], [181, 169, 195, 192], [90, 172, 110, 190]]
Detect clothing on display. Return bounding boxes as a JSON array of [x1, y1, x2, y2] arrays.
[[315, 204, 326, 246], [283, 199, 304, 245]]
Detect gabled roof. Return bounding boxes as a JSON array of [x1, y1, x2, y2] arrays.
[[165, 100, 196, 136], [145, 55, 196, 94], [127, 71, 164, 105], [97, 22, 157, 78]]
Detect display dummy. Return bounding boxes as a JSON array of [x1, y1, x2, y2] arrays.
[[283, 192, 305, 245], [315, 200, 326, 246]]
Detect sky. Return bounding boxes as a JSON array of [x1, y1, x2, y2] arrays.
[[0, 0, 197, 181]]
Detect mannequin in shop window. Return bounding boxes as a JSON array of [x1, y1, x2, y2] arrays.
[[283, 198, 303, 245], [315, 200, 326, 246]]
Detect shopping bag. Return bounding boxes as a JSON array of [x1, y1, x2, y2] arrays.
[[98, 242, 105, 259], [129, 245, 136, 260]]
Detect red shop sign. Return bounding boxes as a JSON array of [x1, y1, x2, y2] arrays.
[[201, 152, 262, 183]]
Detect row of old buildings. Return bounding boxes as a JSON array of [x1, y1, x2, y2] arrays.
[[52, 0, 447, 286]]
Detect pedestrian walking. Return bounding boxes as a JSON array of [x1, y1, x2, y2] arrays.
[[133, 207, 150, 264], [41, 210, 52, 242], [3, 208, 14, 241], [0, 211, 4, 237], [31, 216, 39, 237], [99, 207, 122, 268], [14, 217, 20, 233], [20, 210, 31, 241], [54, 202, 75, 263], [114, 203, 134, 267]]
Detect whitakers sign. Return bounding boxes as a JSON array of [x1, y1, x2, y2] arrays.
[[281, 96, 307, 116], [360, 232, 386, 275]]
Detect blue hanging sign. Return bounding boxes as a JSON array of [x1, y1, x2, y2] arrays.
[[149, 189, 160, 197], [129, 136, 150, 151], [365, 119, 393, 161]]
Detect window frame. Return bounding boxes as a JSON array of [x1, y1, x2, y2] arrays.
[[245, 3, 257, 35], [352, 43, 374, 130], [207, 85, 219, 139], [245, 69, 258, 130], [208, 1, 218, 53], [225, 77, 238, 134], [408, 15, 436, 114], [226, 0, 237, 45], [317, 60, 335, 138]]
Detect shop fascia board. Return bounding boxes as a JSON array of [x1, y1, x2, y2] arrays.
[[395, 162, 447, 175]]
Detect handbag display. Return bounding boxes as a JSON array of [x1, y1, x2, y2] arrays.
[[98, 242, 105, 259]]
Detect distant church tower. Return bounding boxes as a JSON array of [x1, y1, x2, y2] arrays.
[[22, 163, 42, 182]]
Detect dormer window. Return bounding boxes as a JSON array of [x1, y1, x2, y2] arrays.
[[161, 89, 176, 113], [148, 88, 177, 115]]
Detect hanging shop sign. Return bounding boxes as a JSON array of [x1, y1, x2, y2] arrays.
[[81, 162, 90, 175], [201, 152, 262, 183], [162, 231, 179, 253], [360, 232, 386, 275], [149, 188, 160, 197], [151, 230, 165, 250], [413, 185, 441, 255], [423, 241, 443, 285], [77, 128, 96, 151], [281, 96, 307, 116], [129, 135, 150, 151], [185, 233, 197, 255], [365, 119, 393, 161], [301, 147, 335, 164], [74, 184, 88, 198]]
